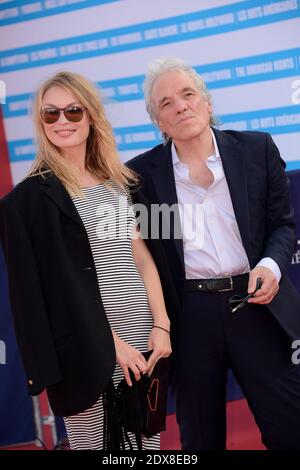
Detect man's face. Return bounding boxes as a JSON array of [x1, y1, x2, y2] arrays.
[[151, 70, 212, 143]]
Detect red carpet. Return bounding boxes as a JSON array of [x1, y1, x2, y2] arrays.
[[161, 398, 265, 450], [2, 398, 265, 450]]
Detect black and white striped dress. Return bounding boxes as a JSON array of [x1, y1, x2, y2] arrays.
[[63, 180, 160, 450]]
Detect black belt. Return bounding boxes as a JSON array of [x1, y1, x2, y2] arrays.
[[184, 273, 249, 293]]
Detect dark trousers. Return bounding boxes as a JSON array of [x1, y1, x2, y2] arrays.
[[174, 288, 300, 450]]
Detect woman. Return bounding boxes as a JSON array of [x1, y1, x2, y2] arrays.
[[0, 72, 172, 450]]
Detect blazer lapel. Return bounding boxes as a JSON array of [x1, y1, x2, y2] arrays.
[[38, 172, 84, 229], [150, 144, 185, 267], [213, 128, 251, 262]]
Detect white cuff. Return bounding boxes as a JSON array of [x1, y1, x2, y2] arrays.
[[256, 257, 281, 282]]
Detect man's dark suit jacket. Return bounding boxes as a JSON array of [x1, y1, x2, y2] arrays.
[[127, 128, 300, 342], [0, 173, 179, 416]]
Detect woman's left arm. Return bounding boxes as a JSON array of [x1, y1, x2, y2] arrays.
[[132, 232, 172, 375]]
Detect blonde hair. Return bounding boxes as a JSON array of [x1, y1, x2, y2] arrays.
[[29, 71, 137, 196]]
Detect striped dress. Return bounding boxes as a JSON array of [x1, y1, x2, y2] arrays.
[[63, 180, 160, 450]]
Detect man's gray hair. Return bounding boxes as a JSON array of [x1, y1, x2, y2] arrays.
[[144, 57, 217, 132]]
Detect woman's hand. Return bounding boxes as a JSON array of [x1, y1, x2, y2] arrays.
[[112, 331, 147, 386], [147, 326, 172, 376]]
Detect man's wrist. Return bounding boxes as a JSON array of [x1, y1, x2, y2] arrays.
[[256, 257, 281, 282]]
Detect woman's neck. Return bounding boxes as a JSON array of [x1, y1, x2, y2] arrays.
[[63, 144, 86, 176]]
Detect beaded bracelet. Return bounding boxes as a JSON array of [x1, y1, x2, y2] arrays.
[[152, 325, 170, 334]]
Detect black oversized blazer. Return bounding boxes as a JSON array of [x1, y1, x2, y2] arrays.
[[128, 128, 300, 342], [0, 173, 180, 417]]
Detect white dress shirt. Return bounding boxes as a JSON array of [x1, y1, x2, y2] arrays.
[[172, 131, 281, 281]]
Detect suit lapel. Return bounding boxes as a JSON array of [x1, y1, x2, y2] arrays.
[[150, 144, 185, 267], [213, 128, 251, 262], [38, 172, 84, 228]]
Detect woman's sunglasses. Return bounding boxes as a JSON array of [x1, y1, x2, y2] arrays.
[[40, 106, 87, 124]]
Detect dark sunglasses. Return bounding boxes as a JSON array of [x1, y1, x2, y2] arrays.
[[229, 277, 263, 313], [40, 106, 87, 124]]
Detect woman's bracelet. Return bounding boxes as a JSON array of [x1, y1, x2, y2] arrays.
[[152, 325, 170, 334]]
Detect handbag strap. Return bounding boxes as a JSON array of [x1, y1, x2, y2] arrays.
[[102, 379, 143, 450]]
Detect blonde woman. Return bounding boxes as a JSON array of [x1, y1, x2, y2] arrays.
[[0, 72, 173, 450]]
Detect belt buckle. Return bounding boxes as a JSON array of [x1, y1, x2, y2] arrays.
[[218, 276, 233, 292]]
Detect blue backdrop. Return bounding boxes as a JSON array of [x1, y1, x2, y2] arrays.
[[0, 246, 35, 446], [287, 170, 300, 291]]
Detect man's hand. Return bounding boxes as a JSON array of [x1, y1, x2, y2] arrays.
[[247, 266, 279, 304]]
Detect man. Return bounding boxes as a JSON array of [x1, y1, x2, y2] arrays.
[[127, 57, 300, 450]]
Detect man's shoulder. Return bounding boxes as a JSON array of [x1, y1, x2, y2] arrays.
[[219, 128, 269, 146], [127, 142, 167, 171]]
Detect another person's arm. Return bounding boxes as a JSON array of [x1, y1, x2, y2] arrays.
[[0, 198, 62, 394], [132, 229, 171, 375], [111, 228, 172, 383], [248, 133, 296, 304]]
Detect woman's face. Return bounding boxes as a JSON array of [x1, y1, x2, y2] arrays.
[[41, 86, 90, 151]]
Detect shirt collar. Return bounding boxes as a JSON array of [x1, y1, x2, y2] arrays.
[[171, 128, 220, 167]]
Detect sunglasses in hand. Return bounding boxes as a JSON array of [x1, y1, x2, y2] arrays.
[[229, 277, 263, 314]]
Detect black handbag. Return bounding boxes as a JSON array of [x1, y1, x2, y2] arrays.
[[103, 351, 170, 450]]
